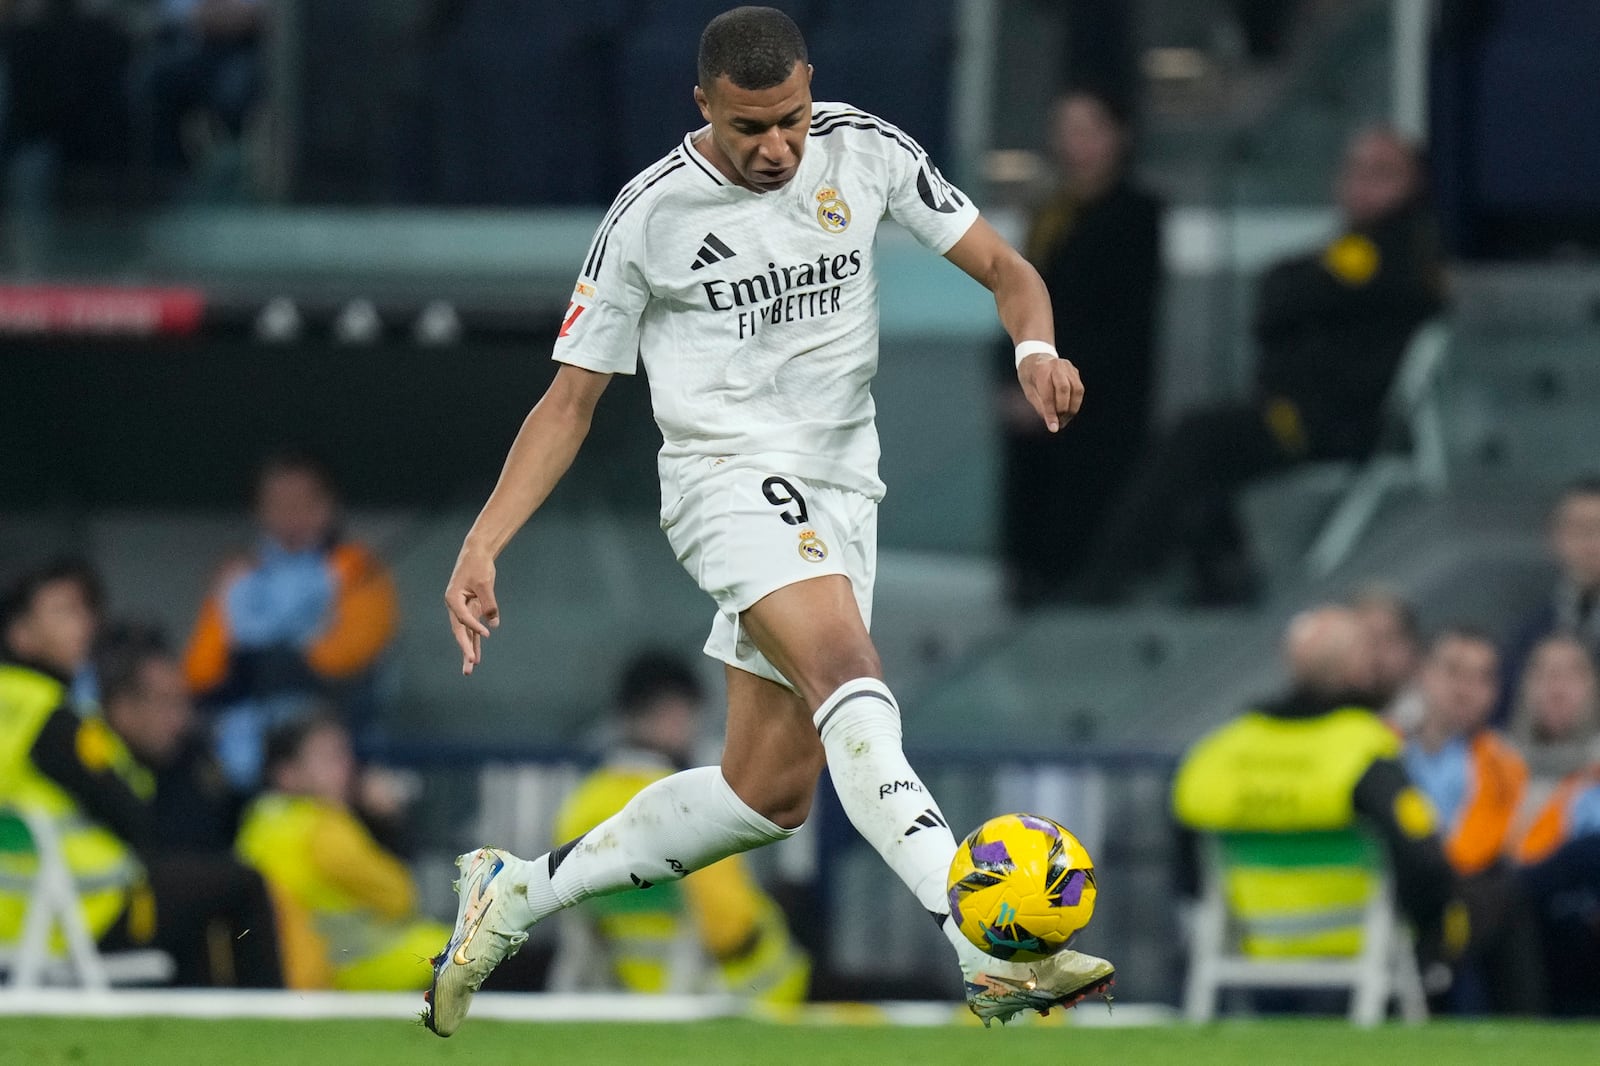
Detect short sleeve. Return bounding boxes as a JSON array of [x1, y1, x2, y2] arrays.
[[885, 134, 980, 254], [551, 200, 652, 375]]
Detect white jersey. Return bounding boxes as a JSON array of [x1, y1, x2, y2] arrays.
[[551, 102, 980, 505]]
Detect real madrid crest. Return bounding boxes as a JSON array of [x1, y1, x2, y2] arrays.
[[798, 528, 829, 563], [815, 187, 851, 234]]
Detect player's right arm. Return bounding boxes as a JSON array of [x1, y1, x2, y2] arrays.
[[446, 174, 653, 675], [445, 365, 612, 674]]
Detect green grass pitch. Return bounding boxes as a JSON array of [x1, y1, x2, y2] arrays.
[[8, 1017, 1600, 1066]]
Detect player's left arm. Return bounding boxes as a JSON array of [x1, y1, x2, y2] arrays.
[[945, 217, 1083, 433]]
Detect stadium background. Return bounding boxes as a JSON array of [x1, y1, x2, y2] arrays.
[[3, 0, 1600, 1046]]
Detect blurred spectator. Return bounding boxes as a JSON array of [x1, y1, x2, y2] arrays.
[[99, 623, 241, 855], [550, 652, 809, 1002], [1515, 751, 1600, 1016], [1404, 628, 1525, 879], [1404, 626, 1546, 1014], [1351, 583, 1424, 730], [1173, 606, 1460, 957], [235, 716, 447, 990], [141, 0, 268, 184], [0, 560, 282, 987], [0, 1, 133, 214], [997, 88, 1163, 607], [1082, 128, 1444, 605], [183, 452, 397, 790], [1518, 833, 1600, 1016], [46, 558, 106, 714], [1498, 477, 1600, 724], [1511, 634, 1600, 789]]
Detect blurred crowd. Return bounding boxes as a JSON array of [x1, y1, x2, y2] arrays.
[[0, 454, 813, 996], [0, 453, 425, 990], [2, 0, 1598, 1022], [0, 0, 270, 207], [998, 97, 1443, 608], [1173, 475, 1600, 1016]]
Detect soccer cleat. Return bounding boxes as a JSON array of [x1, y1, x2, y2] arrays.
[[423, 847, 529, 1037], [958, 938, 1115, 1026]]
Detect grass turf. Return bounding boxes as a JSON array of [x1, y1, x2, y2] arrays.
[[8, 1017, 1600, 1066]]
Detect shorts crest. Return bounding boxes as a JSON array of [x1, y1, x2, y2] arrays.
[[798, 528, 829, 562]]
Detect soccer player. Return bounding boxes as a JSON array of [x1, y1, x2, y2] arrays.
[[425, 6, 1108, 1036]]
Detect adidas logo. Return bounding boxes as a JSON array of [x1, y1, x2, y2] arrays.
[[690, 233, 737, 270], [904, 808, 949, 836]]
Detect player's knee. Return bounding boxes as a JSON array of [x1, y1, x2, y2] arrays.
[[726, 746, 824, 830], [758, 772, 820, 830], [797, 648, 883, 710]]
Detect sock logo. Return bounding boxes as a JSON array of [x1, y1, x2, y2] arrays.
[[666, 858, 686, 875], [879, 780, 924, 798], [903, 807, 948, 836], [630, 873, 654, 889]]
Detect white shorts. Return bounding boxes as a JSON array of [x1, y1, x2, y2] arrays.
[[661, 460, 877, 689]]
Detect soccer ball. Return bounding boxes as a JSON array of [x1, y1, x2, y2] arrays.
[[946, 813, 1097, 962]]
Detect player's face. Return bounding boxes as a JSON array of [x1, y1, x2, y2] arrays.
[[694, 62, 813, 192]]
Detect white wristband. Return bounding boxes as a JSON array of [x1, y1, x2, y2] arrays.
[[1014, 340, 1058, 368]]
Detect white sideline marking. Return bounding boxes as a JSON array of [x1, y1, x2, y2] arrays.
[[0, 989, 1177, 1027]]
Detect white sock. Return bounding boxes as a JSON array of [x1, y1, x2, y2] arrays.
[[500, 765, 796, 929], [814, 678, 958, 922]]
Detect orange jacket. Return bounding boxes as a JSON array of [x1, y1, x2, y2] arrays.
[[1443, 731, 1527, 876], [184, 542, 397, 695], [1516, 764, 1600, 866]]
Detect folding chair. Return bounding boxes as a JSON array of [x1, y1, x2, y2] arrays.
[[0, 807, 172, 989], [1183, 830, 1428, 1027]]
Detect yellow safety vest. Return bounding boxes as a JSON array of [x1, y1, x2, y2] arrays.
[[1173, 707, 1403, 957], [0, 664, 148, 942], [556, 762, 808, 1002], [236, 794, 407, 965]]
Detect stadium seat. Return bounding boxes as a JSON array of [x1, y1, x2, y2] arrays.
[[1243, 317, 1453, 580], [1182, 831, 1427, 1027], [0, 807, 172, 990]]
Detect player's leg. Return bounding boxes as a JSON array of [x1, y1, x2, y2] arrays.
[[721, 663, 826, 830], [739, 574, 956, 919], [425, 670, 815, 1036], [739, 574, 1115, 1024]]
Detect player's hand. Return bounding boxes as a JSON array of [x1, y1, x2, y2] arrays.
[[444, 545, 499, 675], [1017, 352, 1084, 433]]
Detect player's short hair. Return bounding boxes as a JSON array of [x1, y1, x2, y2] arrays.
[[698, 6, 808, 93], [616, 651, 704, 718]]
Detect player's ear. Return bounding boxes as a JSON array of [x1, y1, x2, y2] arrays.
[[805, 63, 814, 87], [694, 85, 712, 123]]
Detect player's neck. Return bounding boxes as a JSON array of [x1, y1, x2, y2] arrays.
[[691, 128, 763, 193]]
